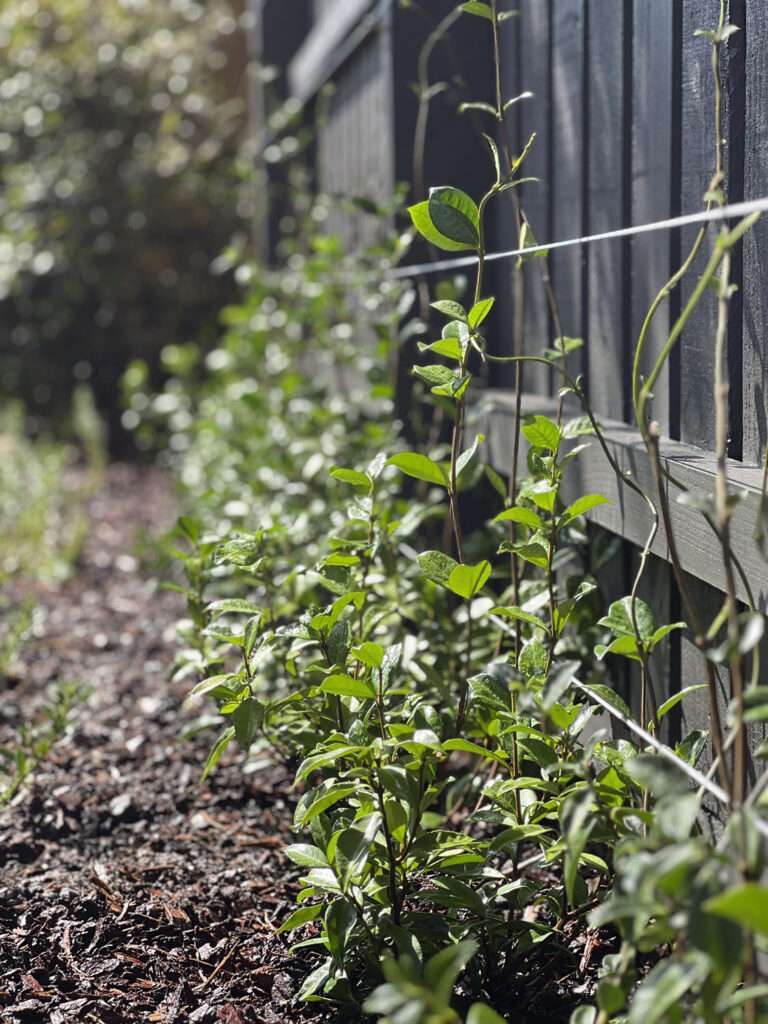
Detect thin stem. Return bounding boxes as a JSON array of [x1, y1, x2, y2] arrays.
[[456, 603, 474, 735], [373, 764, 401, 926]]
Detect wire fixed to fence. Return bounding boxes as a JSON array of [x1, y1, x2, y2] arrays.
[[486, 614, 768, 843], [386, 196, 768, 281], [397, 539, 768, 837]]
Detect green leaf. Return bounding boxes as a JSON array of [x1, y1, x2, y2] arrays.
[[285, 844, 330, 870], [443, 738, 506, 761], [627, 753, 690, 796], [431, 299, 467, 322], [232, 696, 264, 749], [277, 904, 323, 934], [649, 621, 687, 648], [330, 466, 371, 491], [468, 672, 511, 711], [521, 479, 558, 512], [322, 553, 359, 567], [594, 633, 641, 662], [413, 364, 458, 389], [491, 605, 549, 632], [598, 596, 655, 642], [504, 90, 533, 112], [200, 727, 236, 783], [627, 955, 709, 1024], [424, 940, 478, 1003], [428, 186, 480, 247], [581, 683, 632, 720], [334, 814, 382, 885], [468, 297, 495, 330], [562, 792, 594, 908], [517, 220, 548, 262], [489, 824, 551, 851], [298, 959, 332, 1001], [522, 414, 561, 452], [561, 494, 610, 524], [447, 560, 491, 600], [484, 465, 508, 501], [295, 782, 358, 826], [458, 100, 499, 116], [409, 200, 475, 253], [433, 372, 472, 399], [350, 641, 384, 669], [177, 516, 201, 542], [207, 598, 261, 617], [494, 506, 545, 530], [460, 1, 493, 19], [481, 133, 502, 181], [656, 685, 707, 721], [500, 541, 549, 569], [297, 745, 362, 780], [418, 337, 463, 361], [388, 451, 448, 487], [418, 549, 459, 588], [319, 674, 376, 700], [704, 884, 768, 937], [189, 673, 241, 699], [456, 433, 485, 478]]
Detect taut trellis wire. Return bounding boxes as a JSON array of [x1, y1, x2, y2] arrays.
[[386, 195, 768, 280]]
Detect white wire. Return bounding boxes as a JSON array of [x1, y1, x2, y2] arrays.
[[387, 196, 768, 280], [486, 614, 768, 841]]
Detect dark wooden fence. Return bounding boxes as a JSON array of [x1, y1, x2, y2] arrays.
[[259, 0, 768, 789]]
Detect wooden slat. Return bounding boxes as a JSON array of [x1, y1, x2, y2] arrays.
[[586, 0, 629, 420], [679, 0, 720, 449], [473, 389, 768, 610], [631, 2, 676, 436], [517, 0, 552, 396], [743, 1, 768, 466], [550, 1, 585, 355], [630, 3, 678, 733]]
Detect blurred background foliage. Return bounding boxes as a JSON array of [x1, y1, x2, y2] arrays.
[[0, 0, 254, 447]]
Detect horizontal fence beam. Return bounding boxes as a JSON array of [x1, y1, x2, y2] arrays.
[[288, 0, 389, 103], [471, 389, 767, 610]]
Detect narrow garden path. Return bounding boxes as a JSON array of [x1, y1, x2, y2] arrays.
[[0, 467, 324, 1024]]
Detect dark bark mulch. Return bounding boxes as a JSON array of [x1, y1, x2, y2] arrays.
[[0, 466, 326, 1024]]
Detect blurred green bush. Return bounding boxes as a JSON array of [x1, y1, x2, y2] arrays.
[[0, 0, 251, 445]]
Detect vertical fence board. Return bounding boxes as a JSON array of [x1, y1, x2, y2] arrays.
[[679, 0, 720, 450], [550, 0, 585, 347], [586, 0, 628, 420], [517, 0, 551, 395], [743, 3, 768, 465], [629, 4, 677, 727], [631, 2, 676, 436]]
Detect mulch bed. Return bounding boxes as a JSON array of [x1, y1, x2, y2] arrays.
[[0, 465, 603, 1024], [0, 466, 328, 1024]]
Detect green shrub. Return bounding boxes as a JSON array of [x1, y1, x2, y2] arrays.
[[0, 0, 248, 437]]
